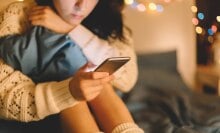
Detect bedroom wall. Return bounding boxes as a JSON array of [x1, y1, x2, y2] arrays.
[[124, 0, 196, 88]]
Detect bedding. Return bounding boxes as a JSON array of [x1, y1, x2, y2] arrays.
[[124, 51, 220, 133]]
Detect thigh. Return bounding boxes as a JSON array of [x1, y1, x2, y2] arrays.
[[59, 101, 100, 133]]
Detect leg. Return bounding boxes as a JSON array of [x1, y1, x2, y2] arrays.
[[59, 101, 100, 133], [88, 84, 134, 133]]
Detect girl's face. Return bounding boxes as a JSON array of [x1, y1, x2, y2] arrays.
[[53, 0, 99, 25]]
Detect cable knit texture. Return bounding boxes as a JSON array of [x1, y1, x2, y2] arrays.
[[0, 1, 34, 37], [0, 1, 78, 122], [112, 123, 144, 133], [0, 0, 138, 123]]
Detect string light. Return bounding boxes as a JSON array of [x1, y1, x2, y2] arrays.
[[211, 25, 218, 33], [208, 36, 214, 43], [137, 3, 146, 12], [190, 5, 219, 38], [156, 4, 164, 12], [124, 1, 219, 38], [192, 18, 199, 25], [197, 12, 205, 20], [191, 6, 198, 13], [196, 26, 203, 34], [149, 3, 157, 11], [217, 16, 220, 22], [124, 0, 134, 5], [124, 0, 181, 13]]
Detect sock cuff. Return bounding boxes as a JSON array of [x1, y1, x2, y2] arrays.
[[112, 122, 144, 133]]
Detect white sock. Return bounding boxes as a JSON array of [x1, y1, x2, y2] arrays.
[[111, 122, 144, 133]]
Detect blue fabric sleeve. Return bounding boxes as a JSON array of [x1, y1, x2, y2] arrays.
[[0, 26, 87, 83]]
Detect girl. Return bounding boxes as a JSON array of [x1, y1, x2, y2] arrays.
[[0, 0, 143, 132]]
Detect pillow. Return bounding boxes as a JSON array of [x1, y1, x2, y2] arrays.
[[137, 50, 177, 72], [125, 50, 189, 103]]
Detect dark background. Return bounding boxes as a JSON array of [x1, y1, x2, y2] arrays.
[[196, 0, 220, 64]]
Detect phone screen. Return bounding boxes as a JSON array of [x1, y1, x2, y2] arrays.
[[94, 57, 130, 75]]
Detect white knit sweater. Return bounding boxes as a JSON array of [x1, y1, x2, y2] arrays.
[[0, 1, 138, 122]]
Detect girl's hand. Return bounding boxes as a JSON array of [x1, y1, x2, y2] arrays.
[[28, 6, 75, 34], [69, 64, 114, 101]]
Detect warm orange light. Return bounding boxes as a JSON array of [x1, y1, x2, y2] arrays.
[[217, 16, 220, 22], [192, 18, 199, 25], [124, 0, 134, 5], [196, 26, 203, 34], [191, 6, 198, 13], [149, 3, 157, 11], [137, 4, 146, 12]]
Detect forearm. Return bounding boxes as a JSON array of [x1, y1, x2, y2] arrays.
[[0, 59, 78, 122], [68, 25, 138, 92]]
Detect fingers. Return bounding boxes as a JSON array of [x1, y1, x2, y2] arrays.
[[80, 75, 114, 88], [69, 71, 114, 101], [28, 6, 52, 26], [82, 72, 109, 79]]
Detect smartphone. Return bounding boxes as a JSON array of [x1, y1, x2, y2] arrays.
[[94, 57, 131, 75]]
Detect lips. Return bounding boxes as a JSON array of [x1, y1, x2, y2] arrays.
[[71, 13, 84, 19]]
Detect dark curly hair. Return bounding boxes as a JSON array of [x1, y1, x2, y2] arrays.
[[36, 0, 129, 42]]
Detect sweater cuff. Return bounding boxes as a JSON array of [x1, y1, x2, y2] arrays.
[[68, 25, 94, 48], [36, 78, 79, 119], [51, 78, 79, 112]]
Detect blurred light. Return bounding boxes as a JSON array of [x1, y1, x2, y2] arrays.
[[17, 0, 24, 1], [198, 12, 205, 20], [124, 0, 134, 5], [196, 26, 203, 34], [208, 28, 214, 35], [217, 16, 220, 22], [130, 1, 138, 8], [208, 36, 214, 43], [137, 4, 146, 12], [191, 6, 198, 13], [192, 18, 199, 25], [156, 5, 164, 12], [164, 0, 171, 3], [211, 25, 218, 33], [149, 3, 157, 11]]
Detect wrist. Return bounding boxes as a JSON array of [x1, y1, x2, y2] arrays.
[[62, 23, 76, 34]]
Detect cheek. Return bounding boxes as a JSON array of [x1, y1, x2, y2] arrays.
[[85, 2, 98, 16]]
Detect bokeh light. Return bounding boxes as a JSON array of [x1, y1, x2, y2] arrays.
[[124, 0, 134, 5], [211, 25, 218, 33], [196, 26, 203, 34], [148, 3, 157, 11], [198, 12, 205, 20], [156, 5, 164, 12], [137, 3, 146, 12], [191, 6, 198, 13], [217, 16, 220, 22], [208, 28, 214, 35], [192, 18, 199, 25]]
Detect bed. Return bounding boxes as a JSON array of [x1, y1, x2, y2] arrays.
[[123, 50, 220, 133]]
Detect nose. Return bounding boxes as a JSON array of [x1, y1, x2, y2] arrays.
[[75, 0, 87, 12]]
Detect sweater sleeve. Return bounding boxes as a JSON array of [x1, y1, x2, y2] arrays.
[[0, 59, 78, 122], [0, 0, 87, 83], [0, 26, 87, 83], [68, 25, 138, 92]]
